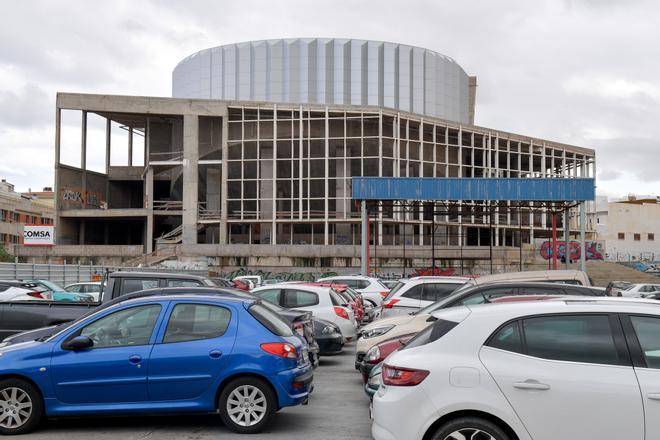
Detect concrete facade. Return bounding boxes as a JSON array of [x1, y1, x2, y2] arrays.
[[48, 92, 596, 271]]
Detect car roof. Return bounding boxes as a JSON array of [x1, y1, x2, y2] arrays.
[[113, 287, 256, 305], [471, 270, 585, 284], [406, 276, 471, 284], [254, 283, 332, 293], [320, 275, 376, 280], [109, 271, 208, 280], [440, 296, 660, 319]]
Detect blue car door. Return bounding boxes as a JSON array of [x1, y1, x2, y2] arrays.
[[50, 303, 165, 404], [147, 301, 237, 401]]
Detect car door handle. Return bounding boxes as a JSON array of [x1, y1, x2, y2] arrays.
[[209, 350, 223, 359], [512, 380, 550, 391], [128, 355, 142, 364], [648, 393, 660, 400]]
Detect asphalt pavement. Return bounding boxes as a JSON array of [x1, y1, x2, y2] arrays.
[[28, 343, 373, 440]]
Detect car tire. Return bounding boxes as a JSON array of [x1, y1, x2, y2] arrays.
[[0, 378, 44, 436], [218, 377, 276, 434], [431, 416, 511, 440]]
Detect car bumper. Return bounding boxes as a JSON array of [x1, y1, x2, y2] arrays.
[[372, 384, 433, 440], [273, 364, 314, 408], [334, 318, 357, 342], [359, 361, 376, 382], [364, 380, 378, 401], [316, 335, 344, 355]]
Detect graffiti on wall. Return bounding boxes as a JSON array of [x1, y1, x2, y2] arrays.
[[60, 188, 104, 209], [539, 241, 604, 260]]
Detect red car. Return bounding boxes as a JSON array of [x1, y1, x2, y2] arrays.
[[358, 333, 415, 382], [232, 279, 251, 291]]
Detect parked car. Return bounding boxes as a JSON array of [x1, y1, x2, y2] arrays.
[[0, 291, 313, 435], [309, 282, 365, 323], [0, 281, 44, 302], [364, 362, 382, 401], [233, 275, 262, 288], [356, 282, 606, 368], [316, 275, 390, 308], [460, 269, 593, 287], [371, 296, 660, 440], [378, 276, 470, 319], [605, 280, 633, 297], [621, 283, 660, 297], [359, 333, 415, 382], [64, 282, 104, 301], [313, 318, 344, 355], [252, 284, 358, 342], [379, 279, 400, 290], [0, 271, 222, 341], [25, 280, 94, 302], [232, 279, 252, 291]]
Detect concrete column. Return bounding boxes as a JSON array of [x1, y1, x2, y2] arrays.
[[219, 112, 229, 244], [580, 201, 586, 273], [54, 107, 61, 244], [128, 127, 133, 167], [81, 111, 87, 169], [105, 118, 111, 174], [145, 167, 154, 253], [182, 114, 199, 245], [360, 200, 368, 275]]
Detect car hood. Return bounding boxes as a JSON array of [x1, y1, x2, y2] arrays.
[[361, 313, 417, 332], [0, 340, 44, 358], [2, 324, 63, 346]]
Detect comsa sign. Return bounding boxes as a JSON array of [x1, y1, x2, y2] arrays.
[[23, 225, 55, 246]]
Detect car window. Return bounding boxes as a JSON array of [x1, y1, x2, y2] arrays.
[[458, 292, 487, 305], [383, 281, 406, 301], [283, 289, 319, 308], [359, 280, 371, 289], [122, 278, 159, 294], [482, 287, 518, 300], [66, 285, 81, 293], [523, 315, 620, 365], [86, 284, 102, 293], [486, 321, 523, 353], [163, 304, 231, 343], [256, 289, 281, 305], [630, 316, 660, 369], [249, 304, 293, 336], [329, 291, 345, 306], [546, 279, 581, 285], [421, 283, 462, 302], [401, 319, 458, 350], [517, 286, 561, 296], [80, 304, 162, 349], [401, 285, 423, 300], [166, 279, 203, 287]]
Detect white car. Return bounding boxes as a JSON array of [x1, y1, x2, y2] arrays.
[[252, 284, 357, 342], [621, 283, 660, 297], [0, 281, 43, 301], [233, 275, 263, 288], [64, 281, 103, 301], [372, 297, 660, 440], [378, 276, 470, 319], [317, 275, 389, 308]]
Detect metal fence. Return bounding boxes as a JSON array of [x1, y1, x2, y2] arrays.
[[0, 263, 208, 287]]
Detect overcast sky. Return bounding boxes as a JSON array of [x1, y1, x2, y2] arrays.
[[1, 0, 658, 198]]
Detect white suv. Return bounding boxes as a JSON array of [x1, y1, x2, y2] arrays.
[[318, 275, 389, 308], [378, 276, 470, 319], [372, 297, 660, 440], [252, 284, 357, 342]]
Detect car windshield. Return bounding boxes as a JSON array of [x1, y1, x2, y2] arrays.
[[415, 286, 479, 315]]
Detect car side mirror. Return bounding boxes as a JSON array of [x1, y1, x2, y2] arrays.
[[62, 335, 94, 351]]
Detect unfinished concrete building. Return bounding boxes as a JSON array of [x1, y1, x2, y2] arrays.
[[34, 39, 596, 272]]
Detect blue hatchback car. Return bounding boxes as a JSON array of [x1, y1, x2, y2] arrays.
[[0, 293, 313, 435]]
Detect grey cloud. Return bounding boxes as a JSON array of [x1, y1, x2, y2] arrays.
[[0, 84, 52, 128]]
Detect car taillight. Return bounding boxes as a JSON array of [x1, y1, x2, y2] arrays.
[[27, 291, 44, 299], [382, 299, 400, 309], [293, 322, 305, 337], [260, 342, 297, 359], [382, 364, 429, 386], [379, 291, 389, 298], [334, 306, 350, 320]]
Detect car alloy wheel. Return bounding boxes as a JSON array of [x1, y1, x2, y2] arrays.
[[226, 384, 267, 427], [0, 387, 33, 429], [444, 428, 496, 440]]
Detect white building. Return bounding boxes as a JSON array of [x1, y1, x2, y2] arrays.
[[595, 195, 660, 260]]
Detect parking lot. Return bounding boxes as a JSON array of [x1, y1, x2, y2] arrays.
[[24, 343, 371, 440]]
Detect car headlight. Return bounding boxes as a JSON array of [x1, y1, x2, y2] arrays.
[[361, 325, 394, 339], [364, 345, 381, 363]]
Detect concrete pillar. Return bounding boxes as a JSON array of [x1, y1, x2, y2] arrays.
[[219, 113, 229, 244], [182, 114, 199, 245], [105, 118, 111, 174], [360, 200, 368, 275], [580, 202, 586, 273], [128, 127, 133, 167], [81, 111, 87, 169], [54, 107, 61, 244], [145, 167, 154, 253]]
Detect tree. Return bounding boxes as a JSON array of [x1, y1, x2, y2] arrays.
[[0, 244, 13, 263]]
